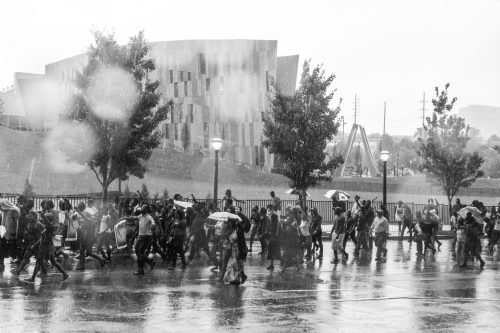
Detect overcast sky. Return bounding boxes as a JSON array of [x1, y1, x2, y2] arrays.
[[1, 0, 499, 135]]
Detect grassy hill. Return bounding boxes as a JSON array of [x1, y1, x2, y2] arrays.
[[1, 125, 499, 205], [0, 125, 289, 198]]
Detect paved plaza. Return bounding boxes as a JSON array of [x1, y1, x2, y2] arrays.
[[1, 240, 499, 332]]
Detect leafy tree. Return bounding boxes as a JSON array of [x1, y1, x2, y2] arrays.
[[153, 191, 159, 200], [123, 184, 131, 198], [487, 134, 500, 147], [162, 188, 169, 199], [22, 177, 35, 196], [480, 148, 500, 178], [181, 122, 190, 152], [65, 31, 171, 201], [379, 133, 394, 152], [263, 60, 344, 207], [140, 183, 150, 199], [418, 83, 484, 214]]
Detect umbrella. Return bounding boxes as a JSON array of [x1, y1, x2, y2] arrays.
[[285, 189, 311, 196], [208, 212, 242, 222], [174, 200, 193, 209], [324, 190, 350, 201], [458, 206, 485, 224]]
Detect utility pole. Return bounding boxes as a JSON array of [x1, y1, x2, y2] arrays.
[[383, 101, 386, 136], [340, 116, 346, 140], [353, 94, 360, 125], [420, 92, 426, 139]]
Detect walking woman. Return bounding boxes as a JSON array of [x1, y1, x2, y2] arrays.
[[223, 217, 249, 285], [461, 212, 485, 268], [310, 208, 323, 259]]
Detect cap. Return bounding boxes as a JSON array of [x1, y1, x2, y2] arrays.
[[354, 195, 360, 200]]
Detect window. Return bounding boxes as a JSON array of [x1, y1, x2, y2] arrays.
[[206, 78, 211, 94], [188, 72, 191, 81], [200, 53, 206, 75], [188, 104, 194, 123], [179, 71, 184, 82], [184, 81, 188, 97], [174, 83, 178, 97], [165, 124, 170, 139], [179, 105, 183, 122], [169, 70, 174, 83], [175, 124, 179, 140], [203, 123, 209, 148], [170, 107, 174, 124], [266, 71, 270, 92]]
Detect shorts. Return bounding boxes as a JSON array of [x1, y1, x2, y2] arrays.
[[331, 233, 345, 251]]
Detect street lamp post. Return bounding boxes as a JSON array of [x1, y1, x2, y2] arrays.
[[211, 137, 223, 206], [380, 150, 390, 207]]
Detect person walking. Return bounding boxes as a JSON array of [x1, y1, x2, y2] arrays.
[[167, 209, 187, 270], [310, 208, 323, 259], [270, 191, 282, 217], [265, 205, 280, 270], [343, 210, 357, 251], [413, 211, 424, 256], [75, 202, 106, 271], [330, 208, 348, 263], [461, 212, 485, 268], [372, 209, 389, 261], [133, 205, 156, 275]]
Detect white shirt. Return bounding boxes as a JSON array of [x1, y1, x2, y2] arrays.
[[299, 219, 310, 236], [494, 218, 500, 231], [100, 214, 112, 233], [395, 206, 405, 222], [138, 214, 155, 236]]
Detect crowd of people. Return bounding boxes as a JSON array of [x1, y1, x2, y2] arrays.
[[0, 191, 496, 286]]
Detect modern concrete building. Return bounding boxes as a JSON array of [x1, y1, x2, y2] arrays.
[[3, 39, 299, 171]]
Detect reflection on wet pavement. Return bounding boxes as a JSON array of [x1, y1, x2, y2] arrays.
[[1, 240, 500, 332]]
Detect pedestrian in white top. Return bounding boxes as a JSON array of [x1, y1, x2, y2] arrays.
[[372, 209, 389, 261], [134, 205, 156, 275]]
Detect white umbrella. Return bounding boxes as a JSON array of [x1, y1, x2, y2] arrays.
[[285, 188, 310, 196], [458, 206, 485, 225], [208, 212, 242, 221], [174, 200, 193, 209], [324, 190, 350, 201]]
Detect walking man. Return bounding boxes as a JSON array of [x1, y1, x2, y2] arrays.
[[134, 205, 156, 275], [372, 209, 389, 261], [330, 208, 348, 263]]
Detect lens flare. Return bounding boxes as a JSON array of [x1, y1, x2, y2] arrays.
[[43, 122, 96, 173], [86, 66, 138, 121]]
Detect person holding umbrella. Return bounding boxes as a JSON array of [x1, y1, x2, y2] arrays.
[[461, 212, 485, 268]]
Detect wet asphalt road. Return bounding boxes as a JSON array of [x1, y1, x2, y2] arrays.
[[1, 240, 500, 332]]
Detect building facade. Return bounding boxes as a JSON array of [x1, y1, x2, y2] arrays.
[[6, 40, 299, 171]]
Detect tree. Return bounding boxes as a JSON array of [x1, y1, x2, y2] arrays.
[[65, 31, 171, 202], [263, 60, 343, 207], [153, 191, 159, 200], [140, 183, 150, 199], [418, 83, 484, 215], [22, 178, 35, 196], [379, 133, 394, 152], [181, 122, 190, 152], [162, 188, 169, 199], [480, 148, 500, 178]]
